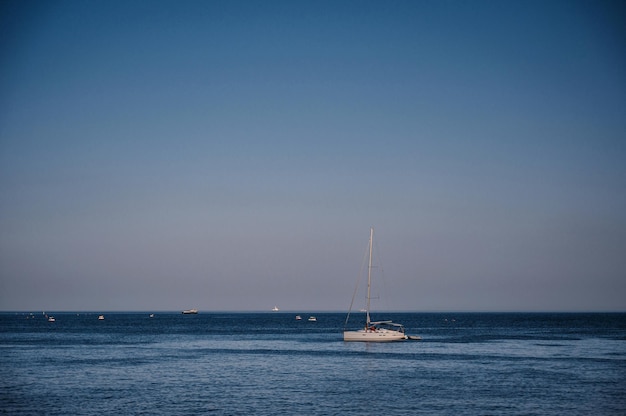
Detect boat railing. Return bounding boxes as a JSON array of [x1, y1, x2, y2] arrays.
[[370, 321, 405, 333]]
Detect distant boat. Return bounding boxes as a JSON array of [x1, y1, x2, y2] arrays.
[[295, 315, 302, 320], [98, 315, 105, 320], [149, 314, 154, 318], [308, 316, 317, 322], [272, 306, 280, 312], [343, 227, 408, 342], [47, 316, 55, 322], [182, 309, 198, 314]]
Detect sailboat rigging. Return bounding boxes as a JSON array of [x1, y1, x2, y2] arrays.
[[343, 227, 408, 342]]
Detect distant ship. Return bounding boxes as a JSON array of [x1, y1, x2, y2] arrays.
[[272, 306, 280, 312], [98, 315, 105, 320], [182, 309, 198, 314]]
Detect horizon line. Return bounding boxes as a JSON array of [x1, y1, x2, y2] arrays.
[[2, 310, 625, 314]]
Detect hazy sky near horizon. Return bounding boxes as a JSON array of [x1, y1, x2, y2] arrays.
[[1, 0, 625, 312]]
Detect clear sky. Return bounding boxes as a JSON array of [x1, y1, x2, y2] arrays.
[[1, 0, 625, 312]]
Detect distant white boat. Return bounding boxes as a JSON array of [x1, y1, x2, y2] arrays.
[[149, 314, 154, 318], [343, 227, 408, 342], [308, 316, 317, 322], [47, 316, 55, 322], [98, 315, 105, 320], [295, 315, 302, 320], [182, 309, 198, 314], [272, 306, 280, 312]]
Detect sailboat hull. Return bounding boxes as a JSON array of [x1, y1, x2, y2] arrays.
[[343, 329, 407, 342]]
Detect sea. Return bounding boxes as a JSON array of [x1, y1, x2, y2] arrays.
[[1, 312, 625, 415]]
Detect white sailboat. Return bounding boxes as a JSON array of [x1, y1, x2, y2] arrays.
[[343, 227, 407, 342]]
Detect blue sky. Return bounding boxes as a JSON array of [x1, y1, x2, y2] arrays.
[[1, 0, 625, 312]]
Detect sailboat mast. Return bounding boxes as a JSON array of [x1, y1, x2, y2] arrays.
[[366, 227, 373, 327]]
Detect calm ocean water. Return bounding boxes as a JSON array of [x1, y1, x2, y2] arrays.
[[1, 312, 625, 415]]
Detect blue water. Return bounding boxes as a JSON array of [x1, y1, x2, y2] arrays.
[[1, 312, 625, 415]]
